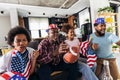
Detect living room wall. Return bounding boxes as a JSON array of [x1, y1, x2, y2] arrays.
[[0, 16, 11, 47]]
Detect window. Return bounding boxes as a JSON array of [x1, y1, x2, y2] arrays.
[[29, 17, 49, 38], [79, 8, 91, 28]]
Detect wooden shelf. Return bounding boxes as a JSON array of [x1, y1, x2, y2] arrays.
[[49, 17, 68, 29], [68, 15, 78, 28], [98, 12, 118, 25], [98, 12, 120, 37], [68, 16, 75, 27], [98, 12, 117, 16]]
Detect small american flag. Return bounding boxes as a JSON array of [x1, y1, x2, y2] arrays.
[[86, 45, 97, 68], [79, 39, 97, 68], [79, 40, 89, 56]]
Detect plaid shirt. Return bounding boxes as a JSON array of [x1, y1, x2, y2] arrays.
[[37, 38, 62, 65]]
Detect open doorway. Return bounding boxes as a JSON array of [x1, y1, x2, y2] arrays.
[[110, 2, 120, 73], [110, 3, 120, 36]]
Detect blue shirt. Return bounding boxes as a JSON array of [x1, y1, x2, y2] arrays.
[[91, 32, 120, 58]]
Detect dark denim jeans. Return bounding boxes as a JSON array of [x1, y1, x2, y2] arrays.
[[37, 60, 79, 80]]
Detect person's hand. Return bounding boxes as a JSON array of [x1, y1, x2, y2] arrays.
[[59, 42, 68, 54], [52, 47, 59, 56], [53, 42, 69, 56], [92, 43, 98, 50], [33, 50, 39, 60]]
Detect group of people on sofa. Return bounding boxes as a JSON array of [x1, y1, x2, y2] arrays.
[[0, 18, 120, 80]]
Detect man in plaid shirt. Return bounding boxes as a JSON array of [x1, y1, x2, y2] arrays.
[[36, 24, 79, 80]]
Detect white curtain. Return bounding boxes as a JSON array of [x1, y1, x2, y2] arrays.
[[29, 17, 49, 38]]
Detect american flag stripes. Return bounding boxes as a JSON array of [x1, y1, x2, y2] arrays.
[[79, 40, 89, 56], [0, 72, 15, 80], [11, 50, 29, 73], [87, 53, 97, 68], [0, 50, 32, 80], [79, 40, 97, 68], [0, 60, 31, 80], [86, 46, 97, 68]]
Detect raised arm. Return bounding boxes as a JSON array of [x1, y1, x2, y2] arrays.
[[30, 50, 39, 75]]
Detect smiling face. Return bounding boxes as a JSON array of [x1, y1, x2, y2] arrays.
[[67, 28, 75, 40], [48, 28, 59, 40], [12, 34, 28, 53], [95, 23, 106, 36]]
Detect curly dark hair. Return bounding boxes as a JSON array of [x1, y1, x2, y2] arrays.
[[66, 26, 74, 34], [7, 26, 31, 47]]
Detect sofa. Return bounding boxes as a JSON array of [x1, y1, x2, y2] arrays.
[[28, 39, 82, 80]]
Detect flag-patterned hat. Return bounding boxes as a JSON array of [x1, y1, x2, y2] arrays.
[[46, 24, 58, 32], [95, 18, 105, 24]]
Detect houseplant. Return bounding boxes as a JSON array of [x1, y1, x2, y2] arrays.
[[98, 6, 114, 13]]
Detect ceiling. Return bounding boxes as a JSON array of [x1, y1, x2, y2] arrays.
[[0, 0, 90, 17], [0, 0, 79, 9]]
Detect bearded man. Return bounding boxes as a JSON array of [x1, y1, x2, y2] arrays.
[[91, 18, 120, 80]]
